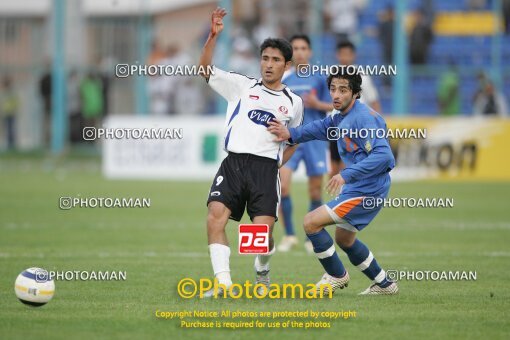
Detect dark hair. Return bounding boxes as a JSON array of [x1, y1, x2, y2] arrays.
[[336, 40, 356, 52], [289, 34, 311, 48], [260, 38, 293, 62], [327, 67, 362, 99]]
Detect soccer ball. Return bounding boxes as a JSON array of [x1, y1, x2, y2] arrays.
[[14, 267, 55, 307]]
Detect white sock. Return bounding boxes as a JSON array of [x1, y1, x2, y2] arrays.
[[254, 246, 276, 272], [209, 243, 232, 286]]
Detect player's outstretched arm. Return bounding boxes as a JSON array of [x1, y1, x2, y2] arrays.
[[268, 116, 335, 143], [199, 7, 227, 80]]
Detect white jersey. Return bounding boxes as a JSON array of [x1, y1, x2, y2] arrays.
[[208, 66, 304, 163]]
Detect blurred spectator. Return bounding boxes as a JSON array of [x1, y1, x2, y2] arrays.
[[466, 0, 488, 10], [230, 36, 259, 78], [503, 0, 510, 34], [80, 72, 104, 130], [437, 61, 460, 116], [39, 62, 52, 145], [409, 9, 434, 65], [324, 0, 367, 43], [336, 40, 381, 113], [147, 45, 184, 115], [378, 6, 394, 88], [1, 76, 19, 150], [98, 57, 114, 116], [473, 81, 508, 116], [147, 40, 166, 66], [67, 70, 82, 143]]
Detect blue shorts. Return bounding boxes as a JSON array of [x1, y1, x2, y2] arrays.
[[325, 178, 391, 232], [284, 140, 329, 176]]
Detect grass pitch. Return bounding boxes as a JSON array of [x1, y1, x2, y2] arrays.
[[0, 156, 509, 339]]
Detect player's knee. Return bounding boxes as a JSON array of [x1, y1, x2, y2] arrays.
[[207, 204, 227, 229], [303, 212, 320, 234], [335, 233, 355, 249]]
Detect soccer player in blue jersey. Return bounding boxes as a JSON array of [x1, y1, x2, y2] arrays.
[[278, 34, 333, 253], [268, 69, 398, 295]]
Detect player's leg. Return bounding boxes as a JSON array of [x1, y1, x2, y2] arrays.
[[304, 175, 323, 253], [252, 215, 276, 294], [326, 191, 398, 295], [335, 227, 397, 295], [246, 158, 280, 294], [303, 206, 350, 293], [204, 155, 245, 297], [303, 141, 329, 253], [277, 166, 298, 251], [206, 201, 233, 287], [277, 147, 302, 252]]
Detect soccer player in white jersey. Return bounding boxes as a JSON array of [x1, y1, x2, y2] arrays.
[[198, 8, 304, 297]]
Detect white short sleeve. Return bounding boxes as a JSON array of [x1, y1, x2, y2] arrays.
[[288, 96, 304, 129], [207, 66, 256, 102]]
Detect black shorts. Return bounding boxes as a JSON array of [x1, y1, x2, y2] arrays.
[[329, 141, 341, 162], [206, 152, 280, 222]]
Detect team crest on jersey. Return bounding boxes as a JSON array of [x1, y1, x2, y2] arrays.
[[247, 110, 276, 127], [365, 140, 372, 152], [278, 106, 288, 115]]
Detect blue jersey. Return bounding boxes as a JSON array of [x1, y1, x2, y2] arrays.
[[289, 100, 395, 193], [283, 69, 331, 124]]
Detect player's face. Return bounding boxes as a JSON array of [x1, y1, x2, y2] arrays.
[[329, 78, 355, 111], [260, 47, 290, 85], [291, 39, 311, 65], [336, 47, 356, 66]]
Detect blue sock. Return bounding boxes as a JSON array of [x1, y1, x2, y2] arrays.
[[309, 199, 322, 212], [341, 239, 391, 288], [281, 196, 295, 236], [307, 229, 346, 278]]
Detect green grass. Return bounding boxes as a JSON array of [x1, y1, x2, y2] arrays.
[[0, 157, 509, 339]]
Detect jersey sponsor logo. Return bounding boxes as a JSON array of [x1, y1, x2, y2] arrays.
[[278, 106, 289, 115], [247, 110, 276, 127], [238, 224, 269, 254], [249, 95, 259, 100]]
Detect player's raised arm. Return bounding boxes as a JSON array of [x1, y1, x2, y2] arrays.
[[199, 7, 227, 80]]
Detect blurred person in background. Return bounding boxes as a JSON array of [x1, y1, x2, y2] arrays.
[[473, 81, 508, 116], [324, 0, 367, 43], [230, 36, 259, 78], [378, 6, 394, 89], [80, 71, 104, 136], [39, 62, 52, 146], [1, 76, 19, 150], [278, 34, 333, 253], [503, 0, 510, 34], [437, 60, 460, 116], [409, 8, 434, 65], [67, 70, 82, 144], [329, 40, 381, 178]]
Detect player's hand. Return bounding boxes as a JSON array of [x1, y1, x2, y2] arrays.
[[303, 90, 319, 109], [210, 7, 227, 37], [325, 174, 345, 196], [267, 119, 291, 142]]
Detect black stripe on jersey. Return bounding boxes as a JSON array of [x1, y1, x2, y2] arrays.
[[282, 88, 294, 106], [262, 89, 279, 96], [228, 71, 257, 81], [250, 81, 263, 88]]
